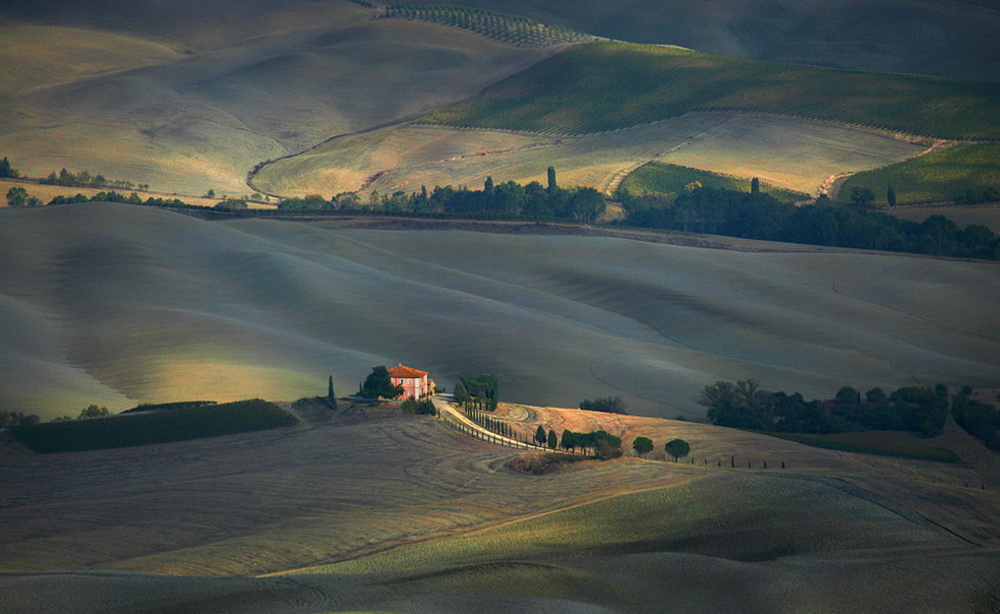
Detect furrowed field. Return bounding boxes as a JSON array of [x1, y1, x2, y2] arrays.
[[420, 41, 1000, 139]]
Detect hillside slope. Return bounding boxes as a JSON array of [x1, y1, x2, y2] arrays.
[[1, 204, 997, 419], [1, 403, 997, 612], [0, 1, 552, 195], [394, 0, 1000, 82]]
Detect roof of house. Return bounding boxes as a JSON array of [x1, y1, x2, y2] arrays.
[[388, 364, 428, 379]]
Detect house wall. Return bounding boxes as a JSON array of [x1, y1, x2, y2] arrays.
[[392, 375, 428, 399]]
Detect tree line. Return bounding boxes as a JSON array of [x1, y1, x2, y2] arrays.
[[39, 167, 148, 191], [700, 379, 999, 446], [620, 187, 1000, 260], [278, 170, 607, 223]]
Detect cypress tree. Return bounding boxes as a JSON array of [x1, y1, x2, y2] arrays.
[[887, 182, 897, 208], [547, 166, 557, 191], [484, 176, 494, 196], [535, 425, 547, 446], [751, 177, 760, 194], [548, 429, 558, 449], [328, 375, 338, 410]]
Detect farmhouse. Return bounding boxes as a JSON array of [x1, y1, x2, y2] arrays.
[[389, 364, 431, 399]]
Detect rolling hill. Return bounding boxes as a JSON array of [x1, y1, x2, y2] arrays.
[[419, 41, 1000, 139], [393, 0, 1000, 82], [0, 1, 554, 195], [1, 401, 997, 612], [252, 112, 927, 198], [2, 204, 998, 420]]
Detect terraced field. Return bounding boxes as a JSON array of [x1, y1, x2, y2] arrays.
[[254, 113, 925, 198], [420, 41, 1000, 139]]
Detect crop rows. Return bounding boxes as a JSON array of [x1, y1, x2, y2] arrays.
[[378, 5, 594, 47], [419, 41, 1000, 139]]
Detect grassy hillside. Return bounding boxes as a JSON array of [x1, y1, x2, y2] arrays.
[[2, 204, 999, 420], [392, 0, 1000, 82], [420, 41, 1000, 138], [620, 162, 809, 201], [839, 143, 1000, 206], [10, 400, 296, 452], [254, 114, 924, 198], [0, 3, 553, 195]]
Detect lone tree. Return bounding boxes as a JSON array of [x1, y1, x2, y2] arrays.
[[327, 375, 339, 410], [535, 425, 547, 446], [632, 436, 653, 457], [360, 366, 403, 400], [665, 438, 691, 462], [547, 166, 557, 191], [750, 177, 760, 194], [886, 182, 897, 208]]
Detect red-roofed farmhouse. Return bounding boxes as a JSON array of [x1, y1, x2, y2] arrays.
[[388, 364, 431, 399]]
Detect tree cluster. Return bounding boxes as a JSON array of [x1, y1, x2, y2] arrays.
[[6, 187, 41, 207], [0, 156, 20, 178], [621, 187, 1000, 260], [699, 379, 962, 438], [78, 405, 111, 419], [39, 168, 148, 191], [277, 176, 606, 223], [454, 374, 498, 411], [953, 186, 1000, 205], [557, 429, 622, 459], [950, 386, 1000, 450], [45, 190, 190, 208], [578, 396, 629, 415], [359, 366, 403, 400], [401, 398, 437, 415], [0, 411, 40, 428]]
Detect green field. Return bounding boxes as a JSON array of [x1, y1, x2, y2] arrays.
[[620, 162, 810, 202], [10, 399, 297, 453], [420, 41, 1000, 138], [755, 431, 962, 464], [839, 143, 1000, 206]]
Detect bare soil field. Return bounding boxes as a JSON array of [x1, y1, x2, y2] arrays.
[[254, 112, 925, 198], [1, 204, 997, 420], [1, 403, 997, 613]]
